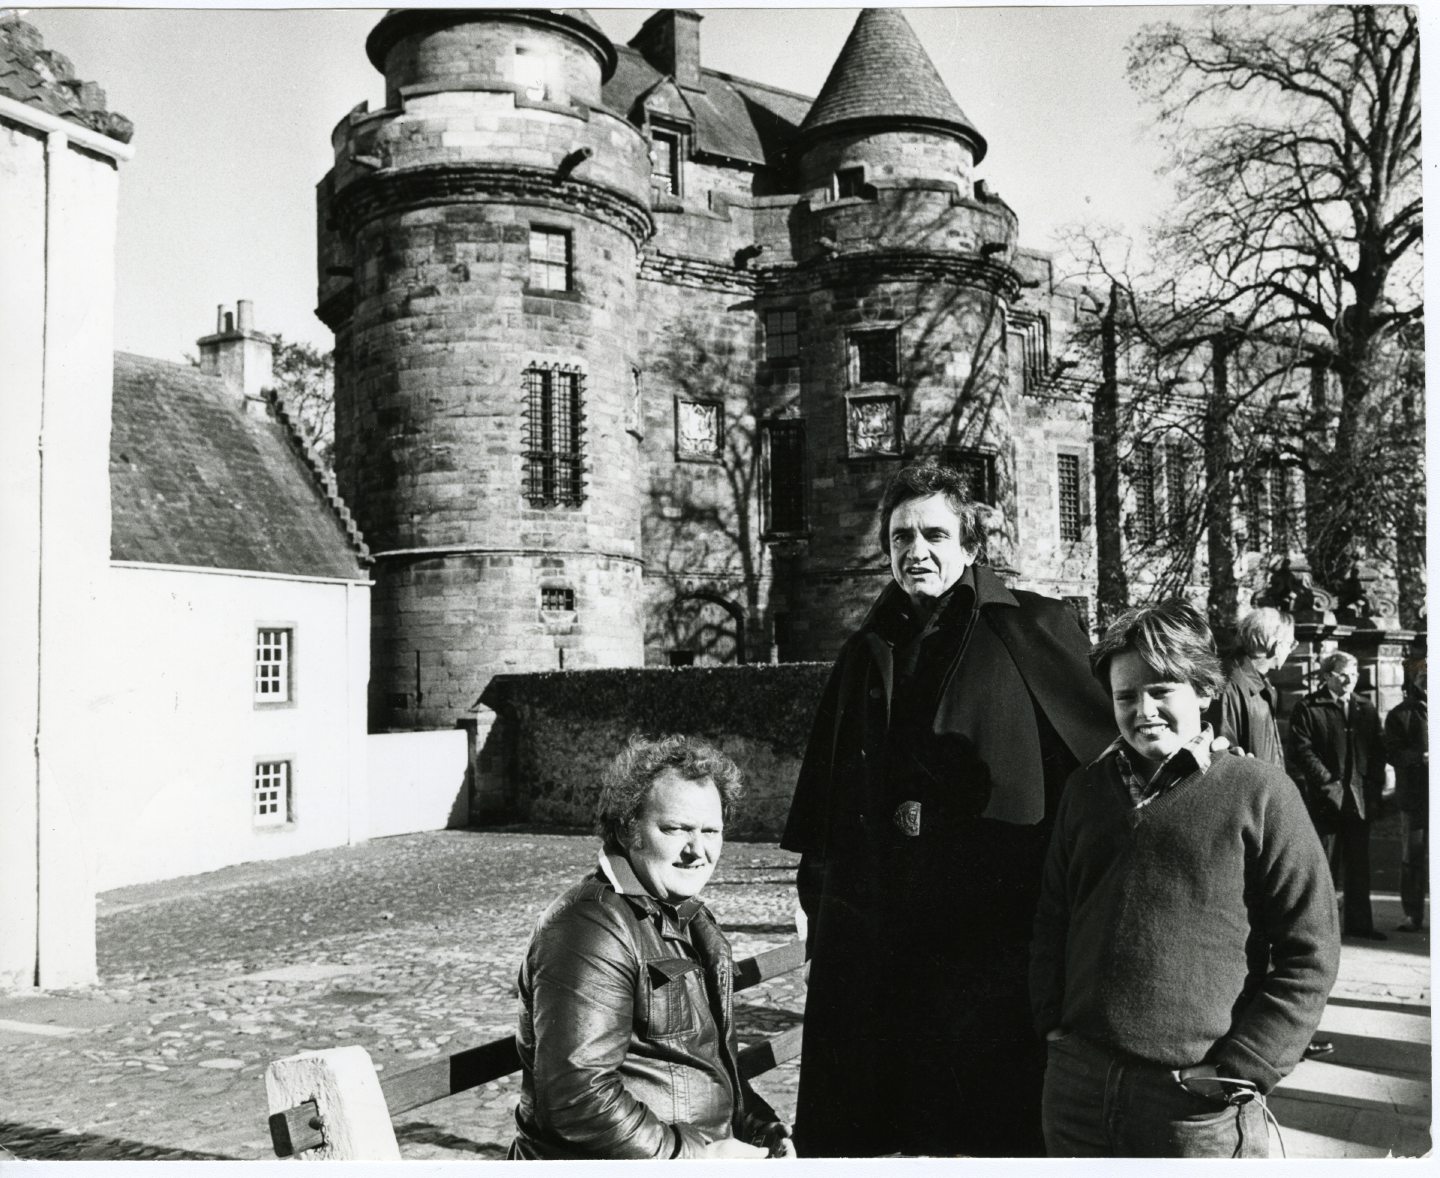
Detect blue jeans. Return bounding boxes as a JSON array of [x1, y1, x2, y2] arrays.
[[1042, 1033, 1268, 1157]]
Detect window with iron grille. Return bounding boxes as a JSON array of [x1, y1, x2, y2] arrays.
[[651, 129, 682, 196], [1268, 462, 1292, 549], [253, 760, 291, 828], [763, 420, 807, 535], [849, 328, 899, 385], [1165, 442, 1192, 536], [522, 365, 585, 507], [254, 628, 292, 705], [1063, 595, 1092, 638], [1131, 442, 1159, 543], [528, 228, 570, 292], [835, 167, 865, 199], [765, 309, 799, 362], [944, 448, 997, 507], [1057, 453, 1082, 542], [1245, 457, 1293, 550], [541, 586, 575, 612]]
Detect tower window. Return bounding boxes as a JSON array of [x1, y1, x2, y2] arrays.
[[944, 448, 998, 507], [1057, 453, 1082, 542], [651, 129, 682, 197], [765, 309, 799, 362], [834, 167, 865, 199], [528, 228, 571, 292], [1165, 441, 1192, 537], [763, 419, 807, 535], [522, 365, 586, 507], [254, 628, 292, 705], [850, 328, 899, 385], [253, 760, 291, 828], [540, 586, 575, 612]]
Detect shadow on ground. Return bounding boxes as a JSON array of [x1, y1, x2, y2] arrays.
[[0, 1123, 234, 1161]]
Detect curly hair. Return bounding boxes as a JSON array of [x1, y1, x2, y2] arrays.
[[595, 734, 744, 850], [1091, 599, 1226, 699], [877, 459, 986, 557]]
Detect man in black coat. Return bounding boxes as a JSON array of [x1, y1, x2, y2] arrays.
[[781, 460, 1114, 1157], [1288, 651, 1388, 940]]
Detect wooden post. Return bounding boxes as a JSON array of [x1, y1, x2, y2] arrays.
[[265, 1045, 401, 1160]]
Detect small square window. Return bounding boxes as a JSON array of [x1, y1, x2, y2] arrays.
[[850, 329, 899, 385], [253, 760, 291, 828], [528, 228, 571, 292], [847, 394, 901, 458], [835, 167, 865, 199], [676, 399, 722, 461], [541, 586, 575, 612], [651, 129, 682, 197], [765, 309, 799, 362], [944, 448, 997, 507], [254, 628, 292, 705]]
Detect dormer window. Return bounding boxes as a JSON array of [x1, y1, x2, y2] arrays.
[[651, 128, 683, 197], [834, 167, 865, 200]]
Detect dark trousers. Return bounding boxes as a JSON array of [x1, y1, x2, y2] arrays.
[[1321, 809, 1375, 935], [1399, 812, 1428, 926], [1041, 1033, 1268, 1158]]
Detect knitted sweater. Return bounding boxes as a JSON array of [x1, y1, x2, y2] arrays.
[[1030, 750, 1339, 1093]]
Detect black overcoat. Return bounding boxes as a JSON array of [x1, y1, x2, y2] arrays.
[[780, 568, 1113, 1157]]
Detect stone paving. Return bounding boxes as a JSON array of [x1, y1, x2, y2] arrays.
[[0, 829, 804, 1161], [0, 827, 1429, 1161]]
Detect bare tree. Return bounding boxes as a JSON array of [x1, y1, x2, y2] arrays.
[[1126, 4, 1423, 599]]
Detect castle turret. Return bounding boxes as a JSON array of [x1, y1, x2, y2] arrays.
[[763, 8, 1026, 657], [320, 8, 654, 730]]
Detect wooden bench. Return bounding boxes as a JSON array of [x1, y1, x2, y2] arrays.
[[265, 939, 807, 1160]]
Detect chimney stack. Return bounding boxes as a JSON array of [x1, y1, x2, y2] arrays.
[[197, 299, 274, 416], [629, 10, 703, 91]]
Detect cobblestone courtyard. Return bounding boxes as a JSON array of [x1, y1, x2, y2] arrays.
[[0, 830, 804, 1161]]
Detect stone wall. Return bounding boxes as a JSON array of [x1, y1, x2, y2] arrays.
[[477, 664, 831, 838]]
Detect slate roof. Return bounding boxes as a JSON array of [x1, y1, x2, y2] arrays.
[[798, 8, 985, 161], [110, 353, 367, 580], [0, 13, 133, 143], [603, 45, 812, 166]]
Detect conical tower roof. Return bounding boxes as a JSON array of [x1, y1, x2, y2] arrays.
[[797, 9, 986, 162]]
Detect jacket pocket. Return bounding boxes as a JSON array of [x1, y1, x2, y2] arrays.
[[645, 958, 704, 1040]]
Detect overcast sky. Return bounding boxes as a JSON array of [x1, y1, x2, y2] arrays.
[[17, 4, 1426, 363]]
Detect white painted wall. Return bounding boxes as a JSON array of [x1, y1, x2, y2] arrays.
[[367, 729, 470, 838], [0, 103, 129, 988], [93, 564, 370, 890]]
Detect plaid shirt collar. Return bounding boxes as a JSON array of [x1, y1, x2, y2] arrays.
[[1093, 724, 1214, 809]]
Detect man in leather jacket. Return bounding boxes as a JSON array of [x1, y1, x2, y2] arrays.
[[510, 735, 794, 1160]]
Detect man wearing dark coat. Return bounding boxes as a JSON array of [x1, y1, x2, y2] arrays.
[[1287, 650, 1388, 940], [780, 459, 1114, 1157]]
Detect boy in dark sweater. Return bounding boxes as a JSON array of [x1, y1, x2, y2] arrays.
[[1030, 601, 1339, 1158]]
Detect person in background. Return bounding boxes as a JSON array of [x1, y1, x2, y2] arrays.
[[781, 459, 1115, 1157], [1288, 651, 1389, 941], [1385, 657, 1428, 933], [1205, 607, 1333, 1059], [1031, 601, 1339, 1157], [510, 735, 794, 1160]]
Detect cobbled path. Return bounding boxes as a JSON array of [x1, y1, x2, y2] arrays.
[[0, 829, 804, 1161]]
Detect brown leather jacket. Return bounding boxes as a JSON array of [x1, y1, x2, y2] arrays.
[[510, 855, 776, 1159]]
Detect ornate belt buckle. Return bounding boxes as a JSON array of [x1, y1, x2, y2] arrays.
[[893, 800, 922, 837]]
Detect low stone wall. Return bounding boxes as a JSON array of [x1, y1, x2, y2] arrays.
[[477, 664, 831, 839]]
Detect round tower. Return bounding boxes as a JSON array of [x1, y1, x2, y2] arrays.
[[319, 9, 654, 730], [763, 8, 1025, 659]]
